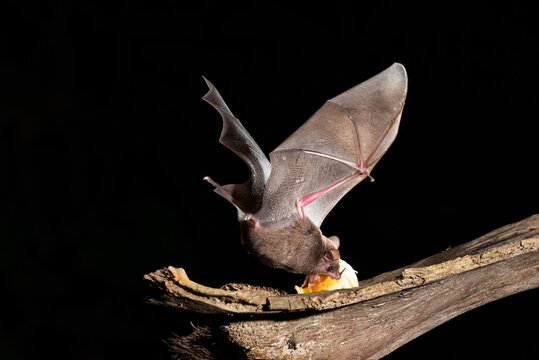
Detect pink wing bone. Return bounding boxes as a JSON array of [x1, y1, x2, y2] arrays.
[[295, 150, 373, 218]]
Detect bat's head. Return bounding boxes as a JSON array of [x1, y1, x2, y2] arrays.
[[311, 246, 341, 281], [240, 215, 342, 280]]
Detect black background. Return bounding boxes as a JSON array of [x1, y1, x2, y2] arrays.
[[2, 1, 538, 359]]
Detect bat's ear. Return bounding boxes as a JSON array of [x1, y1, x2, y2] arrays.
[[328, 236, 340, 249], [324, 249, 340, 262]]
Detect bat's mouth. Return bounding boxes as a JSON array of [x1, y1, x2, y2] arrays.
[[330, 271, 342, 280], [307, 271, 341, 283], [327, 267, 344, 280]]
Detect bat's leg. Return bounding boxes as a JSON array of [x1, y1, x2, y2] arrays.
[[245, 214, 260, 229], [295, 172, 358, 218]]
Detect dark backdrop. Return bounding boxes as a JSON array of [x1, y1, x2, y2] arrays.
[[2, 1, 538, 359]]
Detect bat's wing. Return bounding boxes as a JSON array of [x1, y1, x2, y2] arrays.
[[261, 63, 407, 227], [202, 77, 271, 216]]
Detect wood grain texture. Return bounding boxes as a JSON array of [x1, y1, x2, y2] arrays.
[[222, 251, 538, 359], [145, 215, 539, 359]]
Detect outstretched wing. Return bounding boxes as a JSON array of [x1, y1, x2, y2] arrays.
[[259, 63, 407, 227], [202, 77, 271, 216]]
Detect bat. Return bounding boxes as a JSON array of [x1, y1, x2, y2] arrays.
[[202, 63, 407, 282]]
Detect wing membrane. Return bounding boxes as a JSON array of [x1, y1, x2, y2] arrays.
[[202, 77, 271, 215], [261, 63, 407, 227]]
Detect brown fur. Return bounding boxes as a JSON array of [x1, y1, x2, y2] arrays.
[[241, 216, 340, 277], [203, 64, 406, 279]]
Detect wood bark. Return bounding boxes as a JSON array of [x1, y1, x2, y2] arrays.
[[144, 215, 539, 359]]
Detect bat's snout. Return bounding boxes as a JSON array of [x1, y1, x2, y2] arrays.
[[330, 270, 342, 280]]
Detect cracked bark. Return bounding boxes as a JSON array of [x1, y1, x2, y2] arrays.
[[144, 214, 539, 359]]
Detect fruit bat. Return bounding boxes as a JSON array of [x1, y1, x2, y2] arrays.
[[202, 63, 407, 282]]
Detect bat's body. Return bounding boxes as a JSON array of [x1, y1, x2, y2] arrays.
[[203, 64, 407, 281]]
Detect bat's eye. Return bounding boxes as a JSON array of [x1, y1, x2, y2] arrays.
[[327, 265, 333, 272]]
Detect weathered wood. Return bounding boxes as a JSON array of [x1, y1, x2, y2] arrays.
[[221, 251, 539, 359], [145, 266, 285, 314], [145, 215, 539, 359]]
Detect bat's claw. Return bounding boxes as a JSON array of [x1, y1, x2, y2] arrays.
[[357, 169, 374, 182], [203, 176, 219, 187], [357, 159, 374, 182]]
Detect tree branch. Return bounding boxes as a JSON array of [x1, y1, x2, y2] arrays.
[[144, 215, 539, 359]]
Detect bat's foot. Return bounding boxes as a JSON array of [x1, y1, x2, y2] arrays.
[[245, 214, 260, 229], [203, 176, 238, 207], [202, 176, 219, 187]]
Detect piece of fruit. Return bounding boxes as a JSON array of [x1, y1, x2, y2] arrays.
[[295, 259, 359, 294]]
